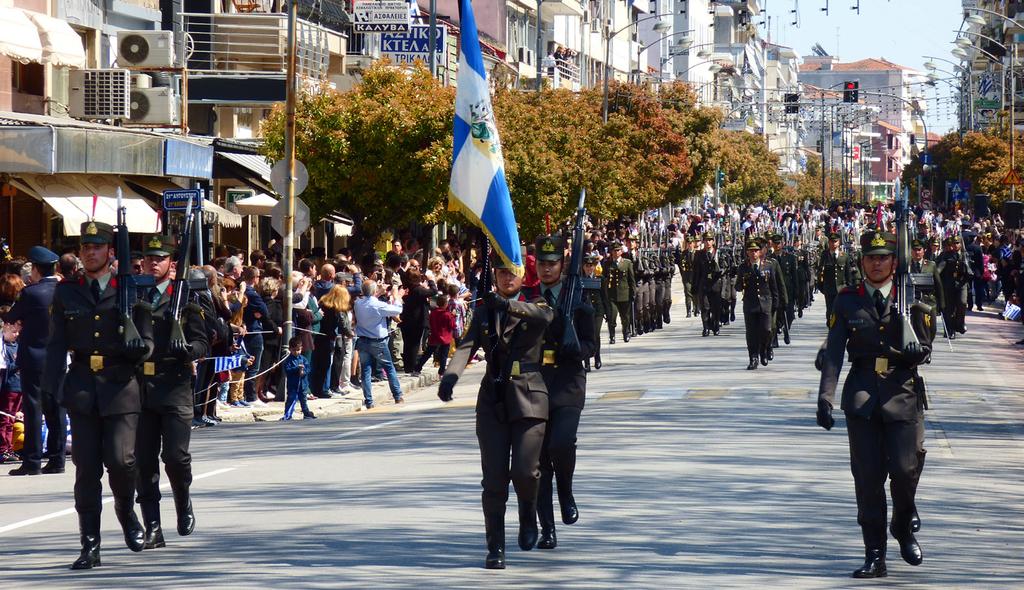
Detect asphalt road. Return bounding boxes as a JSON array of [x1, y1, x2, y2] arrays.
[[2, 287, 1023, 589]]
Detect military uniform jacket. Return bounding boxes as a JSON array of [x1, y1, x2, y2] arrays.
[[43, 276, 154, 417], [678, 250, 695, 281], [818, 283, 931, 422], [910, 259, 944, 310], [765, 254, 789, 307], [446, 297, 554, 422], [817, 249, 852, 294], [693, 249, 723, 296], [772, 250, 799, 301], [936, 251, 972, 290], [736, 261, 778, 315], [584, 279, 610, 319], [540, 299, 597, 410], [6, 277, 57, 371], [143, 284, 211, 408], [796, 250, 812, 285], [601, 258, 636, 303]]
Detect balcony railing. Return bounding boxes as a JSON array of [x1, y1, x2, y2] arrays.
[[541, 57, 581, 90], [183, 12, 330, 78]]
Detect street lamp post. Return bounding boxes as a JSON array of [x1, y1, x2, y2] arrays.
[[601, 13, 672, 123]]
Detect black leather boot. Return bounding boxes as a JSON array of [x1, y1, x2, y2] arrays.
[[557, 486, 578, 525], [71, 513, 101, 570], [517, 500, 538, 551], [174, 494, 196, 536], [890, 523, 923, 566], [484, 513, 505, 569], [536, 478, 557, 550], [747, 356, 758, 370], [593, 355, 602, 370], [852, 548, 887, 578], [910, 510, 921, 533], [114, 500, 145, 553], [140, 502, 165, 549]]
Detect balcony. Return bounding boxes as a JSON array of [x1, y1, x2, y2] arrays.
[[183, 12, 331, 78], [541, 0, 585, 19], [540, 56, 581, 90]]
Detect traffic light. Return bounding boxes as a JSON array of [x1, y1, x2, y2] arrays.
[[784, 93, 799, 114], [843, 80, 859, 103], [717, 170, 726, 185]]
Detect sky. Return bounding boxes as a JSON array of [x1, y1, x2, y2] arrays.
[[758, 0, 966, 133]]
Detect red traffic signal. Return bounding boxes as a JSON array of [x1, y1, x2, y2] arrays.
[[843, 81, 859, 103]]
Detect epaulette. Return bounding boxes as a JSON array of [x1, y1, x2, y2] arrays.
[[838, 283, 863, 296]]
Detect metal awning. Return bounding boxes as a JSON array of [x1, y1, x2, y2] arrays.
[[24, 11, 86, 68], [0, 7, 43, 64], [126, 176, 243, 228], [15, 174, 160, 236], [233, 193, 278, 216], [218, 152, 273, 183], [323, 211, 354, 237]]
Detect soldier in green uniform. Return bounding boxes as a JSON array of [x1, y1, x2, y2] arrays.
[[925, 237, 941, 262], [936, 236, 971, 338], [677, 236, 697, 318], [438, 252, 554, 570], [44, 221, 154, 569], [817, 231, 932, 579], [582, 253, 607, 370], [736, 237, 778, 370], [794, 236, 813, 317], [601, 242, 636, 344], [658, 247, 674, 326], [135, 235, 210, 549], [532, 235, 597, 550], [768, 234, 796, 345], [817, 231, 854, 324], [910, 239, 943, 339], [694, 233, 724, 337]]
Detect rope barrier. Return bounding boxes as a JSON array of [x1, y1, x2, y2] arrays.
[[192, 352, 290, 409]]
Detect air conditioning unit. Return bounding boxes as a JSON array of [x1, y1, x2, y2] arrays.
[[517, 47, 534, 67], [605, 18, 614, 31], [127, 86, 180, 126], [69, 69, 131, 120], [118, 30, 175, 69]]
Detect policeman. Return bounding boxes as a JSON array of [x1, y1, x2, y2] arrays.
[[7, 246, 64, 476], [437, 252, 553, 570], [936, 236, 971, 338], [677, 236, 697, 318], [582, 252, 608, 370], [601, 242, 636, 344], [736, 237, 777, 369], [44, 221, 153, 569], [136, 234, 210, 549], [693, 232, 724, 337], [817, 232, 853, 323], [817, 231, 931, 579], [533, 235, 596, 550]]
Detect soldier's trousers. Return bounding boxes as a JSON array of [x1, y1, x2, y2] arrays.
[[538, 405, 583, 525], [661, 279, 672, 323], [637, 283, 650, 332], [69, 411, 139, 516], [682, 279, 696, 315], [700, 291, 722, 333], [653, 281, 665, 328], [846, 411, 926, 549], [136, 404, 193, 509], [942, 285, 968, 333], [744, 310, 771, 359], [476, 409, 546, 517], [592, 314, 604, 359], [608, 301, 633, 340], [823, 290, 837, 325]]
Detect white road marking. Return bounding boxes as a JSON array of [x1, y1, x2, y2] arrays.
[[331, 417, 417, 439], [0, 467, 237, 535]]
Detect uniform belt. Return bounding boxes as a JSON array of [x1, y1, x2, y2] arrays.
[[518, 362, 541, 373], [72, 354, 131, 372], [850, 357, 911, 372]]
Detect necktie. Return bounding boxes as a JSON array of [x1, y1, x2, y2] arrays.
[[544, 289, 555, 307], [148, 287, 160, 304], [874, 289, 886, 318], [90, 279, 101, 301]]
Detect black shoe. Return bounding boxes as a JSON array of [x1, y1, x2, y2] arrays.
[[623, 334, 630, 343], [784, 332, 791, 345], [767, 349, 774, 361], [609, 336, 615, 345], [559, 494, 578, 525], [536, 490, 557, 550], [484, 514, 506, 569], [518, 501, 538, 551], [41, 462, 65, 474], [852, 548, 887, 578], [760, 354, 768, 366], [798, 309, 803, 318], [71, 535, 101, 570], [713, 330, 720, 336], [315, 391, 334, 399], [175, 497, 196, 537], [537, 527, 557, 550], [702, 329, 709, 337], [114, 503, 145, 553], [8, 464, 41, 476], [911, 510, 921, 533], [594, 356, 602, 370], [747, 358, 758, 370], [303, 412, 318, 419], [891, 525, 923, 566], [730, 312, 736, 322], [143, 521, 165, 549]]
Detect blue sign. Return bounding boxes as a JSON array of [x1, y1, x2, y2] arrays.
[[920, 153, 932, 165], [380, 25, 446, 64], [162, 189, 203, 211]]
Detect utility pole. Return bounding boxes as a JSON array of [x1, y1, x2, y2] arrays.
[[820, 93, 826, 202], [535, 0, 544, 92], [428, 0, 437, 78], [282, 0, 298, 344]]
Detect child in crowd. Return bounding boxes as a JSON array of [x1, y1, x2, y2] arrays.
[[282, 336, 316, 421], [413, 294, 456, 376], [0, 313, 22, 463]]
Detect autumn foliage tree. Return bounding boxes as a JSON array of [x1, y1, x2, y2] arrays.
[[712, 130, 784, 204]]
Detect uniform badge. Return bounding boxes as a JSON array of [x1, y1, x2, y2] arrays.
[[923, 314, 932, 329], [871, 234, 886, 248], [148, 237, 162, 249], [511, 361, 521, 376], [540, 241, 556, 254], [85, 222, 98, 236], [143, 362, 156, 376]]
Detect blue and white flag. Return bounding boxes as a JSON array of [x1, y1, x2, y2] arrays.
[[209, 353, 247, 373], [448, 0, 523, 274]]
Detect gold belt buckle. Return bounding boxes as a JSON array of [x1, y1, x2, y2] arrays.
[[143, 362, 156, 376], [542, 349, 556, 366], [89, 355, 104, 372], [874, 357, 888, 374], [511, 361, 521, 376]]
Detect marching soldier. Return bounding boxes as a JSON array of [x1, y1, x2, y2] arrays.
[[736, 237, 778, 370], [438, 252, 554, 569], [136, 235, 210, 549], [925, 237, 941, 262], [44, 221, 154, 569], [601, 242, 636, 344], [583, 252, 608, 370], [533, 235, 597, 550], [634, 249, 651, 335], [936, 236, 971, 338], [794, 236, 813, 318], [768, 234, 797, 345], [817, 231, 854, 324], [658, 248, 674, 326], [719, 239, 738, 327], [909, 239, 944, 327], [694, 232, 724, 337], [677, 236, 697, 318], [817, 230, 932, 578]]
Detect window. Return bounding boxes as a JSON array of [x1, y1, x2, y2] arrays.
[[12, 63, 44, 95]]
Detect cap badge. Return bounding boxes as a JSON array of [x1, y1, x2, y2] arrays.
[[85, 222, 98, 236]]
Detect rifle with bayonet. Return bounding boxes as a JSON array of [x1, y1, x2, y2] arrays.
[[167, 199, 197, 357], [114, 187, 152, 360]]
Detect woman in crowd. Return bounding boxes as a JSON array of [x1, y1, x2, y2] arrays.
[[258, 277, 284, 402], [312, 284, 347, 397], [0, 273, 24, 308]]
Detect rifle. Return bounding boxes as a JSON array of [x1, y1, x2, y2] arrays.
[[167, 198, 197, 350], [556, 188, 587, 358], [114, 188, 152, 347], [893, 189, 921, 354]]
